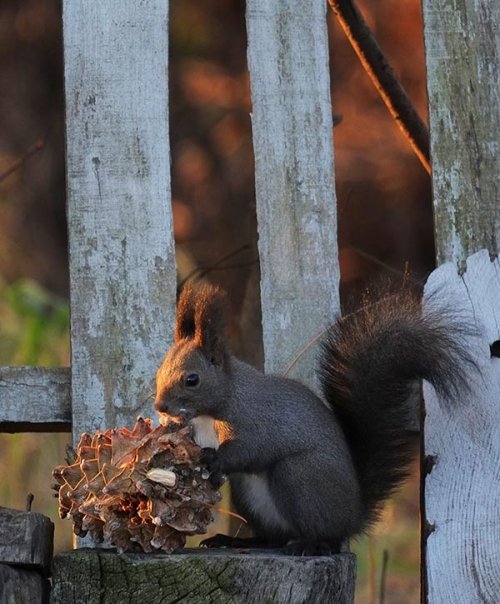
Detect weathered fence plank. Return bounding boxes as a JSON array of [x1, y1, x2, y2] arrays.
[[0, 367, 70, 431], [246, 0, 340, 387], [51, 549, 356, 604], [423, 252, 500, 603], [422, 0, 499, 267], [422, 0, 500, 599], [62, 1, 176, 440]]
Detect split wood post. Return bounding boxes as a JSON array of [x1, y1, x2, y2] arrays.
[[422, 0, 500, 601]]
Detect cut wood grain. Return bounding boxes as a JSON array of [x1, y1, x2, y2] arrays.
[[0, 506, 54, 573], [423, 251, 500, 603], [50, 549, 356, 604], [0, 366, 70, 431], [422, 0, 500, 267], [62, 1, 177, 440], [246, 0, 340, 389]]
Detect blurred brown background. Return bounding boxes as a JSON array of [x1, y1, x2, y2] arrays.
[[0, 0, 430, 601], [0, 0, 434, 313]]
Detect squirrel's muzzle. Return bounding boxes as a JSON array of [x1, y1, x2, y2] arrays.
[[154, 396, 193, 421], [154, 394, 169, 414]]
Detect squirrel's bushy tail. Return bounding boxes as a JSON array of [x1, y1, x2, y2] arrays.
[[318, 290, 476, 528]]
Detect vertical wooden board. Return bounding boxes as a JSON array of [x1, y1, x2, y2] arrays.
[[63, 1, 176, 437], [423, 250, 500, 603], [422, 0, 500, 267], [246, 0, 340, 387]]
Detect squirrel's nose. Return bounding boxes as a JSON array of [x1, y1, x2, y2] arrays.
[[154, 395, 169, 414]]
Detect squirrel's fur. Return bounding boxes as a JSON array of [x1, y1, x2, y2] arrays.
[[155, 283, 474, 553]]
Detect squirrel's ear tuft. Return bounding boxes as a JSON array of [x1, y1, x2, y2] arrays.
[[175, 286, 197, 342], [194, 284, 229, 365]]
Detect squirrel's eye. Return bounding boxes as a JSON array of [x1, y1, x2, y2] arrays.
[[185, 373, 200, 388]]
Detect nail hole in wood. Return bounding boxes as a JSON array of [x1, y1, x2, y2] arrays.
[[490, 340, 500, 358]]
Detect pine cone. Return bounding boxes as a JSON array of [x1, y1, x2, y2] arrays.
[[52, 417, 223, 553]]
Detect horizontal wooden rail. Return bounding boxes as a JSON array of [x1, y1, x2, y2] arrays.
[[0, 365, 420, 433], [0, 367, 71, 432]]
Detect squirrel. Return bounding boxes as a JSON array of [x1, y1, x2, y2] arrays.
[[154, 283, 474, 555]]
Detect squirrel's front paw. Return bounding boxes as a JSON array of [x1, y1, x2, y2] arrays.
[[200, 447, 225, 487], [200, 447, 217, 466]]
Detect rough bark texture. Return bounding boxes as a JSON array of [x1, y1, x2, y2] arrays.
[[50, 549, 356, 604], [423, 251, 500, 603], [246, 0, 340, 390], [422, 0, 499, 268], [0, 506, 54, 573], [0, 366, 70, 432], [62, 1, 177, 440], [0, 563, 49, 604]]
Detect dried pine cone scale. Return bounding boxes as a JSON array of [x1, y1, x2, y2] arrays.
[[52, 417, 223, 553]]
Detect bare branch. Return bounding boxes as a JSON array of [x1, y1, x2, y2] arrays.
[[0, 138, 45, 183], [328, 0, 431, 174]]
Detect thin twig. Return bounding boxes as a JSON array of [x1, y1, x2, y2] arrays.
[[379, 549, 389, 604], [178, 244, 252, 289], [283, 328, 327, 377], [0, 138, 45, 182], [283, 244, 429, 379], [215, 507, 248, 524], [368, 535, 376, 604], [328, 0, 431, 174], [283, 282, 425, 378], [201, 259, 259, 274], [26, 492, 34, 512], [282, 296, 389, 378], [351, 246, 423, 285]]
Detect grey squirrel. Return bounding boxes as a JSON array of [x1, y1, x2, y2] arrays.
[[154, 283, 473, 555]]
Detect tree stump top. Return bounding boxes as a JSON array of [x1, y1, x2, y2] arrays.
[[51, 548, 356, 604]]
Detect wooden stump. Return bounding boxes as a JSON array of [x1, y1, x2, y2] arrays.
[[50, 549, 356, 604], [0, 506, 54, 572], [0, 564, 50, 604], [0, 506, 54, 603]]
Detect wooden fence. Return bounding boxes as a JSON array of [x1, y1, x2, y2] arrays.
[[0, 0, 498, 602]]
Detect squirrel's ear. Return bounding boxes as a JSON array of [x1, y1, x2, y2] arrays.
[[194, 284, 228, 365], [175, 286, 197, 342]]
